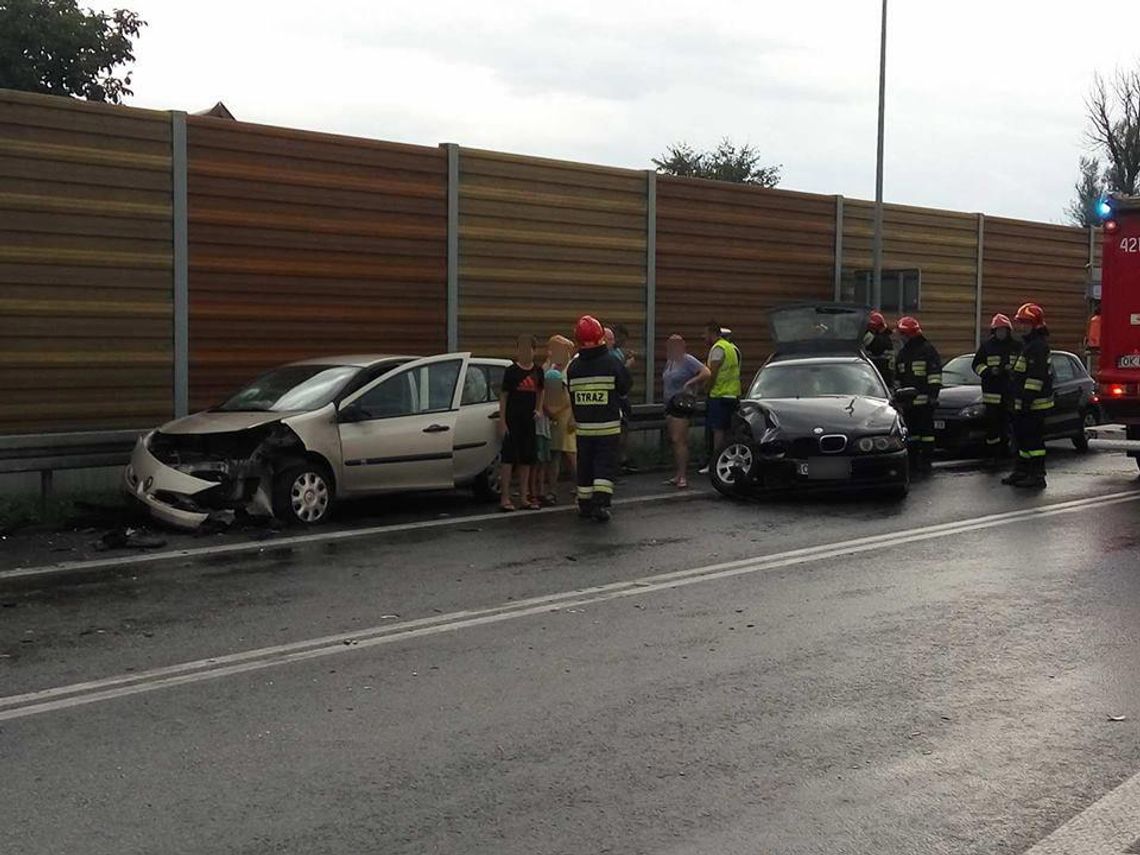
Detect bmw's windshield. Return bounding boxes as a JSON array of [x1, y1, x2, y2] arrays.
[[749, 361, 888, 400], [942, 355, 980, 386], [216, 365, 361, 412]]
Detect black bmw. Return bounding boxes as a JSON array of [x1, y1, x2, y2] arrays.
[[711, 305, 911, 499]]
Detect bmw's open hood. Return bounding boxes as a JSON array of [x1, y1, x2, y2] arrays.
[[158, 411, 294, 435], [749, 396, 899, 434], [769, 304, 869, 356]]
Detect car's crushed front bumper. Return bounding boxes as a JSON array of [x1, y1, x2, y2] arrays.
[[123, 435, 273, 530], [731, 449, 909, 493]]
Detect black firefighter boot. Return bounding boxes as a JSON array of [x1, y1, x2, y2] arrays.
[[577, 497, 595, 519], [1015, 457, 1047, 490], [1001, 458, 1028, 486], [592, 495, 612, 523]]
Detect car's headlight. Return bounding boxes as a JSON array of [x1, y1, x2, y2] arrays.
[[957, 404, 986, 419], [858, 435, 905, 453]]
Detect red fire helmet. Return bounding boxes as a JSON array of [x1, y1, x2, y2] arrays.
[[896, 316, 922, 338], [868, 311, 888, 333], [990, 313, 1013, 330], [574, 315, 606, 348], [1014, 303, 1046, 328]]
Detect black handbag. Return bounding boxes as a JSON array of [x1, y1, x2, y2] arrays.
[[666, 392, 697, 417]]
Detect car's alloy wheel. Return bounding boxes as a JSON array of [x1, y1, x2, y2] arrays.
[[290, 470, 330, 523], [715, 443, 754, 487]]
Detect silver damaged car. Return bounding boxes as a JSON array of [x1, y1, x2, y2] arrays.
[[125, 353, 509, 529]]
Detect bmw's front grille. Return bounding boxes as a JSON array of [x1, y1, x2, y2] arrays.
[[819, 435, 848, 454]]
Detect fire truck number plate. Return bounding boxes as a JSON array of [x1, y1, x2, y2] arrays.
[[1121, 237, 1140, 252], [1119, 355, 1140, 369]]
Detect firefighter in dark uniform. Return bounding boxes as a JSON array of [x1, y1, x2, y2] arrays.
[[894, 316, 942, 472], [1003, 303, 1054, 489], [568, 315, 632, 522], [862, 310, 895, 387], [971, 313, 1020, 466]]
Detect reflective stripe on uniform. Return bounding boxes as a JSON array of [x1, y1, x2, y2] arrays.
[[927, 374, 942, 386], [593, 479, 614, 494], [913, 395, 929, 405], [982, 393, 1003, 404], [912, 363, 928, 376], [1030, 398, 1054, 411], [976, 364, 989, 375], [1013, 357, 1027, 372], [569, 376, 616, 389], [1020, 448, 1047, 459], [1024, 378, 1043, 391], [919, 436, 935, 443], [986, 437, 1003, 445], [576, 421, 622, 436], [577, 486, 595, 498], [987, 356, 1001, 365]]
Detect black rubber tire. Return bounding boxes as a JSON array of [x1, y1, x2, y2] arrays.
[[472, 454, 502, 502], [272, 461, 334, 526]]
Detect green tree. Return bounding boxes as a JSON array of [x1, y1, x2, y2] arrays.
[[1065, 155, 1107, 227], [653, 138, 782, 187], [0, 0, 145, 103], [1085, 68, 1140, 197]]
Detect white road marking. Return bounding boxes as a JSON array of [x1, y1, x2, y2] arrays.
[[0, 489, 696, 582], [2, 489, 1137, 723], [1022, 770, 1140, 854]]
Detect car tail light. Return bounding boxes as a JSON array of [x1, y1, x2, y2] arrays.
[[1103, 383, 1138, 398]]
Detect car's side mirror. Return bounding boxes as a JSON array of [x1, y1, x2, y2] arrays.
[[892, 387, 919, 406], [339, 402, 365, 423]]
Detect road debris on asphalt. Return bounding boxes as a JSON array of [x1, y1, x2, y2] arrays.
[[95, 527, 168, 551], [1107, 714, 1128, 722]]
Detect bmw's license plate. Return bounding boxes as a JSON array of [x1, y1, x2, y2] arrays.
[[934, 420, 946, 430], [803, 458, 851, 480], [1118, 355, 1140, 369]]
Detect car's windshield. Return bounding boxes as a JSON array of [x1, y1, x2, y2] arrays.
[[216, 365, 361, 412], [942, 355, 980, 387], [749, 361, 887, 399]]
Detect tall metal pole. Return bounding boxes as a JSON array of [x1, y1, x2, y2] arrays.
[[871, 0, 887, 310]]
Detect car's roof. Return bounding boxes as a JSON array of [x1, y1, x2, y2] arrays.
[[288, 354, 512, 369], [949, 349, 1083, 362], [765, 355, 870, 367], [289, 354, 411, 368]]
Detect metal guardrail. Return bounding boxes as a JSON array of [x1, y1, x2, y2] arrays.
[[0, 430, 143, 499], [0, 406, 692, 503]]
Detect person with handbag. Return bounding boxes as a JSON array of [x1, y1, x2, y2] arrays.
[[662, 334, 710, 489]]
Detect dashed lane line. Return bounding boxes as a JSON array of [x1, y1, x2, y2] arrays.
[[1, 488, 1137, 723]]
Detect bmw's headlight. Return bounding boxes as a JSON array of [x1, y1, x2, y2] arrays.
[[858, 435, 904, 453], [957, 404, 986, 419]]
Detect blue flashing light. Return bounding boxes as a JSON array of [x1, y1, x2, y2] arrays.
[[1096, 196, 1113, 220]]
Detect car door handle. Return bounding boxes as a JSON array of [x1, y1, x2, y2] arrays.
[[423, 424, 451, 433]]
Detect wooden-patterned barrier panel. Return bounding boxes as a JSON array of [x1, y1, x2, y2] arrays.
[[0, 89, 173, 434], [456, 149, 647, 383], [187, 118, 447, 409], [981, 218, 1089, 357], [842, 200, 979, 360], [656, 178, 836, 391]]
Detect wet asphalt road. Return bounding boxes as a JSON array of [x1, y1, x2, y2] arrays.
[[3, 450, 1140, 854]]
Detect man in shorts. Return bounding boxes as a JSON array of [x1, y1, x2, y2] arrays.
[[699, 321, 742, 475]]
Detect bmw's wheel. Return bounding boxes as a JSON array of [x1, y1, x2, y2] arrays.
[[473, 453, 502, 501], [711, 442, 754, 497], [1072, 409, 1097, 453], [273, 462, 334, 526]]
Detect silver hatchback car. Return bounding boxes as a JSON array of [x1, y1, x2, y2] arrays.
[[124, 353, 509, 528]]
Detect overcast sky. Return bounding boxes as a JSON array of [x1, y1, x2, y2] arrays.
[[123, 0, 1140, 223]]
